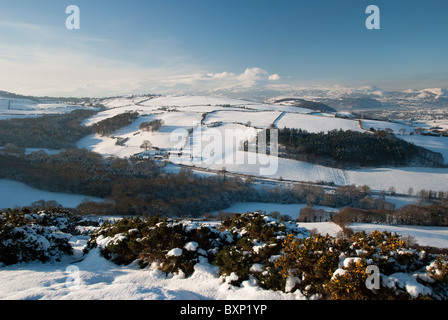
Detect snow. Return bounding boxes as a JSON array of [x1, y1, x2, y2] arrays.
[[401, 135, 448, 165], [0, 179, 105, 209], [344, 166, 448, 194], [73, 95, 448, 194], [184, 242, 199, 252], [349, 224, 448, 248], [167, 248, 183, 257], [250, 264, 263, 273], [296, 222, 342, 237], [1, 214, 448, 300], [0, 239, 306, 300], [204, 110, 282, 128], [383, 273, 432, 299], [332, 268, 347, 279], [138, 95, 258, 108], [210, 202, 336, 220], [342, 257, 362, 268], [277, 113, 363, 133], [360, 119, 414, 135], [0, 98, 96, 120], [361, 119, 448, 165]]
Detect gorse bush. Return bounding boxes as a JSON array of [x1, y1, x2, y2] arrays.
[[214, 212, 309, 290], [87, 212, 310, 289], [86, 213, 448, 299], [274, 230, 446, 299], [87, 215, 229, 276], [8, 210, 446, 300], [0, 208, 98, 265]]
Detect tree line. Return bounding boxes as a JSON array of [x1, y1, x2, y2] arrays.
[[2, 148, 447, 227], [92, 112, 140, 136], [0, 148, 401, 217], [332, 203, 448, 228], [0, 109, 96, 149]]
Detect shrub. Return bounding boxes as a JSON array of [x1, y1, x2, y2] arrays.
[[274, 230, 444, 299], [427, 255, 448, 283], [214, 212, 309, 290], [0, 208, 96, 265], [87, 215, 226, 276], [325, 259, 371, 300], [87, 212, 310, 290], [85, 213, 448, 299]]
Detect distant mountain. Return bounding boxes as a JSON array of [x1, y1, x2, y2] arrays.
[[2, 85, 448, 112], [181, 82, 448, 111], [263, 86, 448, 111], [0, 90, 89, 104], [270, 98, 337, 113], [0, 91, 41, 103]]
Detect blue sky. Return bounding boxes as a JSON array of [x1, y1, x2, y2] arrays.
[[0, 0, 447, 97]]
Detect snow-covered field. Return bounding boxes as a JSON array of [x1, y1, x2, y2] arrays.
[[73, 95, 448, 194], [361, 119, 448, 165], [204, 110, 281, 128], [2, 94, 448, 301], [350, 224, 448, 249], [3, 93, 439, 196], [0, 97, 95, 120], [345, 166, 448, 194], [0, 179, 104, 210], [277, 113, 363, 133], [402, 135, 448, 165]]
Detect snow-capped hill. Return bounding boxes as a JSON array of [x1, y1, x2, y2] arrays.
[[269, 97, 337, 113], [0, 90, 99, 120], [416, 88, 448, 100], [265, 86, 448, 110]]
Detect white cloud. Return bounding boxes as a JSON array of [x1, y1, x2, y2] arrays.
[[238, 67, 269, 81], [207, 71, 235, 79], [203, 68, 279, 83], [0, 20, 283, 97]]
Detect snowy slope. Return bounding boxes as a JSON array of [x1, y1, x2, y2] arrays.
[[74, 95, 448, 193], [277, 113, 363, 133], [0, 179, 104, 210], [204, 110, 281, 128], [0, 96, 94, 120], [345, 167, 448, 194], [0, 245, 306, 300]]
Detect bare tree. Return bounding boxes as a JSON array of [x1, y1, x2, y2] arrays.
[[140, 140, 152, 151]]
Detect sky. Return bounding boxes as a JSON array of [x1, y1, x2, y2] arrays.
[[0, 0, 447, 97]]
